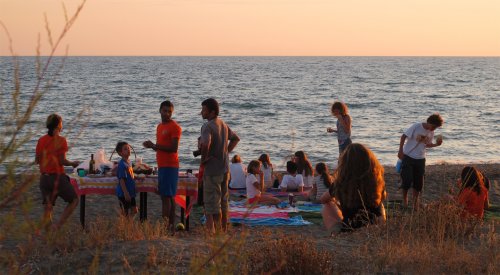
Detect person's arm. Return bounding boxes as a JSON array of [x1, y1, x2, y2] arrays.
[[280, 176, 287, 192], [58, 153, 80, 168], [398, 134, 407, 159], [143, 137, 179, 153], [227, 134, 240, 153], [484, 191, 490, 210], [259, 171, 265, 192], [119, 178, 131, 202], [426, 137, 443, 148]]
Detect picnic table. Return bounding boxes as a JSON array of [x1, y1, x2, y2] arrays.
[[69, 173, 198, 230]]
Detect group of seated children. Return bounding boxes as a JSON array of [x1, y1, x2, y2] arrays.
[[229, 154, 276, 190]]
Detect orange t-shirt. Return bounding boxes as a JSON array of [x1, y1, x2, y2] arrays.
[[458, 187, 488, 218], [36, 134, 68, 174], [156, 120, 181, 168]]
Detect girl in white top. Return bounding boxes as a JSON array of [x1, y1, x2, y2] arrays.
[[294, 151, 314, 188], [229, 155, 247, 189], [258, 153, 274, 188], [246, 160, 281, 205], [280, 161, 304, 192]]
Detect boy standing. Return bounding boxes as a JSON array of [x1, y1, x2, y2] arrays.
[[398, 113, 444, 210], [35, 114, 80, 230], [115, 141, 138, 217], [199, 98, 240, 234], [143, 100, 181, 234]]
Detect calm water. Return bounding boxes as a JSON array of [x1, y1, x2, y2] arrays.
[[1, 57, 499, 170]]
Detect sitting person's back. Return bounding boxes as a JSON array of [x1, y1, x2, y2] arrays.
[[259, 153, 275, 188], [333, 143, 386, 231], [280, 161, 304, 192], [229, 155, 246, 189], [457, 166, 489, 219]]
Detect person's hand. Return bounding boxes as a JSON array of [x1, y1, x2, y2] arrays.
[[397, 151, 404, 160], [72, 160, 81, 168], [327, 127, 335, 133], [124, 193, 131, 202], [143, 140, 154, 149], [436, 137, 443, 146]]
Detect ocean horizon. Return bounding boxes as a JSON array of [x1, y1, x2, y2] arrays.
[[1, 56, 499, 170]]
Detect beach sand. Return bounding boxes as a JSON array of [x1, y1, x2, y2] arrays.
[[1, 163, 498, 273]]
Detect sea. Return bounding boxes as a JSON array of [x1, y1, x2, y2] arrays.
[[1, 57, 499, 171]]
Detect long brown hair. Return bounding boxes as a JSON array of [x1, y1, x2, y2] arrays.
[[460, 166, 485, 195], [333, 143, 385, 210], [294, 151, 313, 177]]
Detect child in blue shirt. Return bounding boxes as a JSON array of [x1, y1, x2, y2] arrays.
[[115, 141, 138, 217]]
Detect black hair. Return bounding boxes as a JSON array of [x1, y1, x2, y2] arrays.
[[160, 100, 174, 110], [115, 141, 129, 154], [286, 161, 298, 174], [46, 113, 62, 136], [202, 98, 219, 116]]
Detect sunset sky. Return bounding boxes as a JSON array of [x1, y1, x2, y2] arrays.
[[1, 0, 499, 56]]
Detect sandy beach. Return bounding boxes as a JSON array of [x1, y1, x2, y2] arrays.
[[0, 162, 498, 273]]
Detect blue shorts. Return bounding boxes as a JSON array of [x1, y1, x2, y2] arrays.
[[158, 167, 179, 197]]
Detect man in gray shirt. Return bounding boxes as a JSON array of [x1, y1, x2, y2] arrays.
[[200, 98, 240, 234]]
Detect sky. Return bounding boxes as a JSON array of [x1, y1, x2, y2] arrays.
[[0, 0, 499, 56]]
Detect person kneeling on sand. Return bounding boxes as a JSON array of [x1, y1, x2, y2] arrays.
[[279, 161, 304, 193], [457, 166, 489, 219], [321, 143, 386, 233], [246, 160, 280, 206]]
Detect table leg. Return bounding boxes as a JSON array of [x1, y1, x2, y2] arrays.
[[180, 204, 185, 224], [139, 192, 144, 222], [186, 196, 190, 231], [143, 192, 148, 220], [80, 195, 86, 229]]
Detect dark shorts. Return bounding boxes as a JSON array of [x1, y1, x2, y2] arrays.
[[39, 173, 78, 205], [118, 197, 137, 212], [158, 167, 179, 197], [339, 138, 352, 155], [401, 155, 426, 192]]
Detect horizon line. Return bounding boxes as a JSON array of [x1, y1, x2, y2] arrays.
[[2, 55, 500, 58]]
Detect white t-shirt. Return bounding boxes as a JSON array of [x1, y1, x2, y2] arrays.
[[302, 173, 314, 188], [229, 163, 247, 189], [261, 164, 274, 187], [403, 122, 434, 159], [246, 173, 261, 199], [280, 174, 304, 190]]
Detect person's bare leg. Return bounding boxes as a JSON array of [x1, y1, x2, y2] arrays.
[[412, 191, 421, 211], [322, 201, 343, 233], [53, 198, 79, 230], [42, 199, 54, 230], [215, 212, 222, 232], [168, 196, 175, 234], [402, 189, 409, 208], [161, 196, 168, 220], [206, 214, 216, 234]]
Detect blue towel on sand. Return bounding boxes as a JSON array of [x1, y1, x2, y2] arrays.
[[230, 215, 312, 226]]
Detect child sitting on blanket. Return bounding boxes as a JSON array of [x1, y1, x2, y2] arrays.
[[280, 161, 304, 192], [258, 153, 275, 189], [310, 163, 332, 202], [115, 141, 138, 217], [246, 160, 281, 205]]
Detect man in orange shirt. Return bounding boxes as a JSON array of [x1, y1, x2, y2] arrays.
[[144, 101, 182, 234], [35, 114, 80, 230]]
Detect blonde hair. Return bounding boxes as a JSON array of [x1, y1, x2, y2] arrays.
[[333, 143, 385, 209]]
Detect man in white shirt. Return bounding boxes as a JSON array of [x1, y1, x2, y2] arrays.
[[398, 113, 443, 210]]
